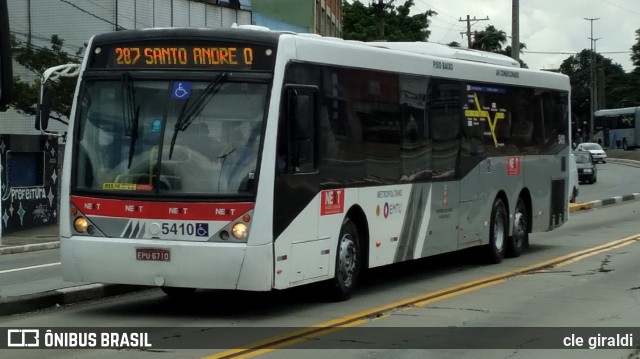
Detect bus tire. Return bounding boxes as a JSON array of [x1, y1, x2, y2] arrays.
[[329, 219, 361, 301], [508, 198, 528, 257], [485, 198, 507, 264], [161, 286, 196, 298]]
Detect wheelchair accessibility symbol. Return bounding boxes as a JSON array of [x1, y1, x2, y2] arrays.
[[172, 81, 191, 100], [195, 223, 209, 237]]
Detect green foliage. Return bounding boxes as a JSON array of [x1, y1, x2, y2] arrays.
[[471, 25, 507, 52], [343, 0, 435, 42], [9, 35, 82, 121], [471, 25, 528, 68], [632, 29, 640, 69], [559, 49, 628, 128]]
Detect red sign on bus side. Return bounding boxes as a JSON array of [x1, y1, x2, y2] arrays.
[[321, 189, 344, 216], [507, 156, 521, 176]]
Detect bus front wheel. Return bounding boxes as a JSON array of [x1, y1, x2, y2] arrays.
[[329, 219, 361, 301], [485, 198, 507, 264]]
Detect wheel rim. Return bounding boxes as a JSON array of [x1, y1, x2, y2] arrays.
[[493, 208, 505, 250], [337, 233, 358, 288]]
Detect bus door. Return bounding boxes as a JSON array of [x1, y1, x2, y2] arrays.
[[458, 85, 491, 248], [274, 86, 325, 284], [458, 109, 485, 248]]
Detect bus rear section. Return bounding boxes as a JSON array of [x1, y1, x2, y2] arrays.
[[593, 107, 640, 150]]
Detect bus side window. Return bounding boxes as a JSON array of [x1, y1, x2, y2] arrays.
[[284, 86, 318, 173]]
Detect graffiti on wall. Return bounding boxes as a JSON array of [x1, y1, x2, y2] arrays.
[[0, 135, 59, 232]]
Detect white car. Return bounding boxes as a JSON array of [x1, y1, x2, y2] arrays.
[[568, 153, 579, 203], [575, 142, 607, 163]]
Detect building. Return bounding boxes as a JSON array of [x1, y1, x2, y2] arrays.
[[253, 0, 342, 37], [0, 0, 252, 234]]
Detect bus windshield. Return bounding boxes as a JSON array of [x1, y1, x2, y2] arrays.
[[73, 76, 267, 197]]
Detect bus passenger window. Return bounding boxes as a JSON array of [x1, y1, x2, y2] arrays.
[[283, 87, 317, 174]]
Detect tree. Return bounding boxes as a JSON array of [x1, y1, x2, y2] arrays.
[[559, 49, 627, 133], [470, 25, 527, 68], [631, 28, 640, 70], [471, 25, 506, 53], [8, 35, 82, 123], [343, 0, 436, 42]]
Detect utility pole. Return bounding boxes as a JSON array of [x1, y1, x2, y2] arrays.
[[373, 0, 394, 40], [592, 37, 601, 111], [511, 0, 520, 61], [584, 17, 600, 141], [459, 15, 490, 48]]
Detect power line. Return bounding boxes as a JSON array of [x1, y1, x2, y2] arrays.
[[58, 0, 124, 30], [601, 0, 640, 15], [414, 0, 458, 20], [9, 32, 84, 59]]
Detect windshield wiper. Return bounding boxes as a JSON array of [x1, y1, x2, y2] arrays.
[[122, 72, 140, 169], [168, 72, 228, 159]]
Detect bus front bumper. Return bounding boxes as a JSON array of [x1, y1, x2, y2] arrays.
[[61, 237, 273, 291]]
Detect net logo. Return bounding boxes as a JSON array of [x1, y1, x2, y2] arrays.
[[7, 329, 39, 347], [321, 189, 345, 216]]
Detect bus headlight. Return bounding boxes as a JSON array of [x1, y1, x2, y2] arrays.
[[74, 217, 89, 233], [231, 223, 248, 240]]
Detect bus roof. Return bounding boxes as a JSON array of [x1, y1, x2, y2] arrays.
[[90, 26, 285, 46], [367, 41, 521, 68], [594, 106, 640, 117]]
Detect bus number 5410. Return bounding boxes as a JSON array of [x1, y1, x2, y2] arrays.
[[162, 223, 195, 236]]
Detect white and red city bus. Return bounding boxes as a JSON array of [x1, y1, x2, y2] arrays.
[[47, 26, 571, 300]]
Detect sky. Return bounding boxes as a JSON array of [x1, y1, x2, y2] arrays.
[[406, 0, 639, 72]]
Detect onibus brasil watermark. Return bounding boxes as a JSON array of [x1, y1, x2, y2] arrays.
[[6, 329, 151, 349]]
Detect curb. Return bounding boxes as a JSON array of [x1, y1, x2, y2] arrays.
[[569, 193, 640, 213], [607, 158, 640, 168], [0, 241, 60, 255], [0, 283, 148, 316]]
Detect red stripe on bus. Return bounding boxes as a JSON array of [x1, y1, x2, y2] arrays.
[[71, 195, 254, 221]]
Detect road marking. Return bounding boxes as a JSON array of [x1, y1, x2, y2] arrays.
[[0, 262, 61, 274], [203, 234, 640, 359]]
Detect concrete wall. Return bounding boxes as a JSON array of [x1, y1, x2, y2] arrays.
[[252, 0, 313, 31]]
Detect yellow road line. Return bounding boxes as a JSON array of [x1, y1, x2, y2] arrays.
[[203, 234, 640, 359]]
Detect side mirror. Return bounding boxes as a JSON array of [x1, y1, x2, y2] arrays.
[[35, 85, 52, 130]]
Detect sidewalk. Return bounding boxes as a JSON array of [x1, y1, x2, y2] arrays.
[[0, 224, 60, 254], [0, 223, 144, 317]]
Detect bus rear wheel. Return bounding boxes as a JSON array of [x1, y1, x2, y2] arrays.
[[485, 198, 507, 264], [329, 219, 361, 301], [508, 198, 528, 257]]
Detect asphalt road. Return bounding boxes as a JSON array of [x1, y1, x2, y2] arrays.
[[575, 161, 640, 203], [2, 200, 640, 358]]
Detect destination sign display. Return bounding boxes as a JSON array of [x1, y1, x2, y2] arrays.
[[90, 42, 275, 71]]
